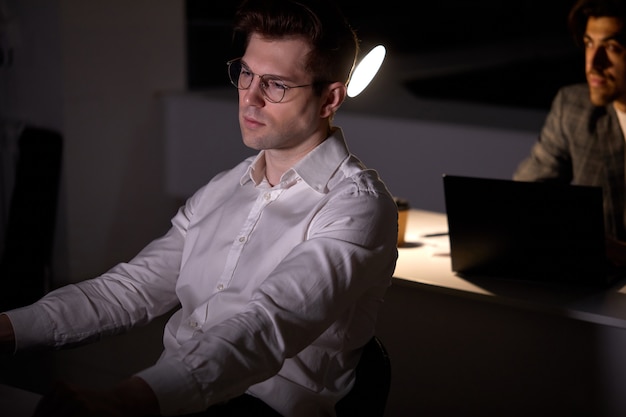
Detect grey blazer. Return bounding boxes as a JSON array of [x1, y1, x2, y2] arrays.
[[514, 83, 626, 240]]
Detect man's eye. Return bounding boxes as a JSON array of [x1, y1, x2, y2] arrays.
[[267, 78, 288, 91]]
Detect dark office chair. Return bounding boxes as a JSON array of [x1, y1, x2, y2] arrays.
[[0, 126, 62, 311], [335, 336, 391, 417]]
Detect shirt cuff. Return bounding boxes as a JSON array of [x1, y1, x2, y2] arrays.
[[135, 357, 207, 416], [4, 304, 55, 351]]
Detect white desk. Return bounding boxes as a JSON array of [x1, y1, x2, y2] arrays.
[[378, 209, 626, 417], [396, 209, 626, 327]]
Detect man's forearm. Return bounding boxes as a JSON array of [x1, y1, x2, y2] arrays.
[[0, 313, 16, 354]]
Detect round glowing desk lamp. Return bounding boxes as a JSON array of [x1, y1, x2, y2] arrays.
[[347, 44, 386, 98]]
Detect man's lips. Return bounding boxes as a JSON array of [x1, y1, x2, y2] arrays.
[[588, 73, 608, 87], [243, 115, 264, 129]]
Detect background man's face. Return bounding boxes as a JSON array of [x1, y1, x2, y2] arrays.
[[584, 16, 626, 110]]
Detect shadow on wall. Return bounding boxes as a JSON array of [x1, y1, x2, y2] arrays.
[[405, 52, 586, 111]]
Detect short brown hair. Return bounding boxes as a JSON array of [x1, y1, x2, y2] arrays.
[[568, 0, 626, 46], [232, 0, 360, 95]]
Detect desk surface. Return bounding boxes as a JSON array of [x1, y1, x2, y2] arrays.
[[396, 209, 626, 329]]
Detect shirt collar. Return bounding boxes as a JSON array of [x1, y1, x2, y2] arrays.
[[240, 127, 350, 193]]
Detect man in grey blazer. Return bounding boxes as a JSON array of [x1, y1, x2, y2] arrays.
[[514, 0, 626, 266]]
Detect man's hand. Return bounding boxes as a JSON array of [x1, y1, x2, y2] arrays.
[[32, 377, 160, 417], [0, 313, 16, 354]]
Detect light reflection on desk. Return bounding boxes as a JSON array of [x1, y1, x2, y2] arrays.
[[394, 209, 626, 329]]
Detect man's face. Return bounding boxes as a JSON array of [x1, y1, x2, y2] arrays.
[[237, 34, 328, 154], [584, 16, 626, 111]]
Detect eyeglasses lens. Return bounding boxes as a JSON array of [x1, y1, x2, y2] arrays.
[[227, 59, 285, 103]]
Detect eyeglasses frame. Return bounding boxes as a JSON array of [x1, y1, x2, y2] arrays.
[[226, 58, 315, 103]]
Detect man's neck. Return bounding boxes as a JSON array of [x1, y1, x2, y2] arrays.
[[263, 131, 330, 186], [263, 148, 307, 186]]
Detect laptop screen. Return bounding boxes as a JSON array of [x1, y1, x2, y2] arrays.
[[443, 175, 610, 286]]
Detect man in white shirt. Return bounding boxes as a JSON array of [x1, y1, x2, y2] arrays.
[[0, 0, 398, 416]]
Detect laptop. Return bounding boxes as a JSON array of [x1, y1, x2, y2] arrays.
[[442, 174, 621, 287]]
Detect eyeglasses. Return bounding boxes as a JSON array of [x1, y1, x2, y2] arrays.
[[226, 58, 314, 103]]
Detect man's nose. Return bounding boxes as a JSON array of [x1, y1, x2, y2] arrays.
[[243, 76, 266, 105], [590, 46, 610, 70]]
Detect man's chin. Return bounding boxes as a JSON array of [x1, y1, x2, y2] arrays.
[[589, 89, 616, 107], [242, 136, 264, 151]]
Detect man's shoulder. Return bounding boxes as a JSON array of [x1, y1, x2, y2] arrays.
[[552, 83, 601, 115], [557, 83, 589, 100], [333, 156, 394, 198], [545, 83, 615, 136]]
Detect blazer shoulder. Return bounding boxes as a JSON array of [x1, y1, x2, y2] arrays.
[[556, 83, 589, 101], [552, 83, 608, 117]]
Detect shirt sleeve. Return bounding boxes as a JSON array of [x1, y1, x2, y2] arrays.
[[5, 209, 188, 351]]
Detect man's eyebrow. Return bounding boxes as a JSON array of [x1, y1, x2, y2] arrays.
[[604, 34, 626, 46], [583, 33, 626, 45], [241, 60, 302, 83]]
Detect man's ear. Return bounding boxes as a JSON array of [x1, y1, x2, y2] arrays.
[[320, 82, 347, 118]]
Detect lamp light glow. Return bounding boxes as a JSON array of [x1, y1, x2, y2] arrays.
[[347, 44, 386, 98]]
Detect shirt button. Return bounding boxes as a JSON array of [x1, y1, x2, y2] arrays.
[[217, 284, 224, 291], [189, 320, 198, 328], [239, 236, 246, 243], [264, 193, 271, 201]]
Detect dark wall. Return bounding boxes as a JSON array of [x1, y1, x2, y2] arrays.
[[339, 0, 575, 52], [186, 0, 577, 91]]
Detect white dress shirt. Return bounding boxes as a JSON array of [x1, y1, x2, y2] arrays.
[[6, 128, 398, 417]]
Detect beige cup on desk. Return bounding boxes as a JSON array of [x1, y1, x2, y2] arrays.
[[394, 197, 409, 247]]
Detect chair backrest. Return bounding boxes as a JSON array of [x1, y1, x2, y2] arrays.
[[0, 126, 62, 310], [335, 336, 391, 417]]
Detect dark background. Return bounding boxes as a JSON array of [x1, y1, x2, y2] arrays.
[[185, 0, 584, 110]]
